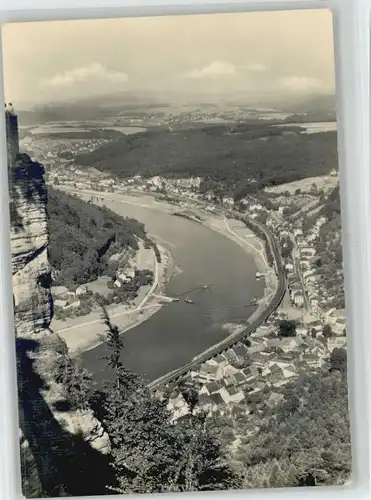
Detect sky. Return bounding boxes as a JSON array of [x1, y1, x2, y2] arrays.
[[1, 9, 335, 108]]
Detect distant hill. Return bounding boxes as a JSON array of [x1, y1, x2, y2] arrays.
[[18, 105, 119, 126], [47, 188, 146, 288], [18, 91, 337, 126], [75, 123, 338, 198], [280, 94, 336, 115], [17, 91, 172, 126]]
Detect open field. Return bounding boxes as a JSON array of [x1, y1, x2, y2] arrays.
[[264, 174, 338, 195]]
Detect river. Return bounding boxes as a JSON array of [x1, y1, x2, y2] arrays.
[[80, 199, 264, 383], [276, 121, 337, 134]]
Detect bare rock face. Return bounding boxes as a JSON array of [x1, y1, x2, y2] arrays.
[[10, 156, 53, 336], [10, 154, 111, 497]]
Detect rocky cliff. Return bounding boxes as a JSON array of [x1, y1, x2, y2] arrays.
[[8, 111, 111, 497]]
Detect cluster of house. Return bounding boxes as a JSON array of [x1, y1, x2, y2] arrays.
[[52, 261, 138, 310], [285, 219, 346, 336], [51, 284, 89, 310], [59, 173, 203, 199], [113, 268, 136, 288], [24, 137, 110, 173], [165, 321, 347, 422], [47, 162, 115, 190], [229, 190, 347, 339], [143, 175, 202, 194]]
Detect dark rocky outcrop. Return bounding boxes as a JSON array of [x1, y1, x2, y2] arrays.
[[7, 111, 111, 497]]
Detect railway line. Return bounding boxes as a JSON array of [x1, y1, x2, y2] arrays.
[[147, 213, 285, 391]]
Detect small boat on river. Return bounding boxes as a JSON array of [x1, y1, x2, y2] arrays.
[[185, 297, 194, 304]]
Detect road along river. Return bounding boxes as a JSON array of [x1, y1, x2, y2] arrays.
[[68, 193, 265, 383]]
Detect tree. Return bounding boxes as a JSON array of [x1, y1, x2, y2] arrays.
[[51, 337, 92, 411], [322, 324, 333, 338], [91, 308, 241, 494], [236, 369, 350, 488], [330, 348, 347, 373], [179, 383, 199, 414], [278, 319, 296, 337]]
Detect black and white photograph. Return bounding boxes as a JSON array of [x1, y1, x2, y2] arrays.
[[3, 9, 351, 497]]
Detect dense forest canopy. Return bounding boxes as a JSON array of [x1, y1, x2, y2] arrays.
[[239, 368, 350, 488], [47, 188, 146, 288], [75, 125, 338, 195]]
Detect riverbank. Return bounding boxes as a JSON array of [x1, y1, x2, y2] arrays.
[[57, 243, 174, 357], [56, 187, 275, 357]]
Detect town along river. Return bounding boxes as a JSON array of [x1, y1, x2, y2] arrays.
[[80, 198, 264, 384]]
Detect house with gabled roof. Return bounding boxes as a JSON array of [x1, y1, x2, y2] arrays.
[[199, 384, 209, 396], [213, 354, 229, 368], [266, 392, 284, 408], [265, 338, 283, 349], [301, 353, 321, 368], [209, 392, 225, 406], [224, 349, 239, 363], [282, 366, 297, 379], [332, 317, 347, 336], [260, 351, 276, 360], [204, 382, 221, 395], [223, 364, 240, 377], [198, 363, 223, 382], [251, 328, 271, 339], [234, 372, 246, 386], [292, 290, 305, 307], [167, 393, 189, 421], [224, 375, 237, 387], [273, 359, 294, 370], [219, 386, 245, 404], [261, 366, 271, 377], [279, 336, 304, 352], [249, 354, 269, 369], [295, 326, 308, 336], [247, 343, 265, 355], [242, 375, 258, 387], [263, 330, 279, 339], [233, 343, 249, 357], [248, 381, 267, 395], [327, 337, 347, 352], [270, 370, 284, 386], [269, 363, 283, 374], [242, 366, 254, 377]]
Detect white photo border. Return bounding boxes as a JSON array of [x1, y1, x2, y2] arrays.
[[0, 0, 370, 499]]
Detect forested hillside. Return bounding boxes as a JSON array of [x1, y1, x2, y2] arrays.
[[240, 367, 350, 488], [47, 188, 146, 288], [75, 125, 338, 195], [208, 352, 350, 489]]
